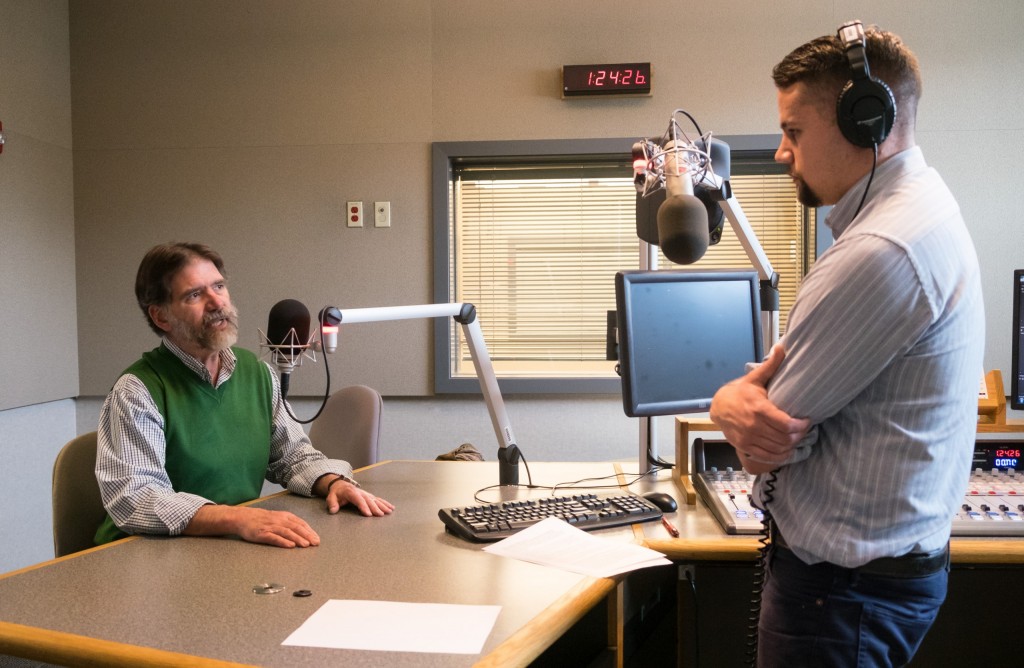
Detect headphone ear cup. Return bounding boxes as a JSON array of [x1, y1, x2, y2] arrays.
[[836, 77, 896, 147]]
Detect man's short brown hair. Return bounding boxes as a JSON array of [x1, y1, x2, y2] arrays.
[[772, 27, 923, 128]]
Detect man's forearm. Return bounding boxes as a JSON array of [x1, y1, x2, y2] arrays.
[[182, 503, 244, 536]]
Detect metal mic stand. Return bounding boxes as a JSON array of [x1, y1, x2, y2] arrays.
[[325, 302, 522, 486]]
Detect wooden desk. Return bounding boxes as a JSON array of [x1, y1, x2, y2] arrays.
[[0, 461, 633, 668]]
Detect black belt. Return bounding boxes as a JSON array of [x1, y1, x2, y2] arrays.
[[771, 527, 949, 578]]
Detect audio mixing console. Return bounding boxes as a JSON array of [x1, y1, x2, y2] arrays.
[[692, 438, 1024, 537], [692, 439, 764, 534], [952, 442, 1024, 536]]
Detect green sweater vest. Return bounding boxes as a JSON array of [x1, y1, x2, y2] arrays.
[[95, 345, 273, 544]]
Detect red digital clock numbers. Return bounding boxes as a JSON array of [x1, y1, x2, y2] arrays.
[[562, 62, 653, 97], [992, 447, 1022, 470], [586, 68, 647, 87]]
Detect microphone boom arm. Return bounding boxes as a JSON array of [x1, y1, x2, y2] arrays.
[[717, 194, 781, 351], [643, 152, 781, 354], [330, 302, 521, 485], [669, 137, 781, 353]]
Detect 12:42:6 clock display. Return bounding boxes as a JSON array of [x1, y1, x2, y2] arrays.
[[562, 63, 652, 97], [995, 448, 1022, 469]]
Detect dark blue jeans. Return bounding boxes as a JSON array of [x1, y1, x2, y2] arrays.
[[757, 545, 948, 668]]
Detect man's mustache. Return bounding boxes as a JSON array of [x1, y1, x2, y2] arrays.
[[203, 309, 238, 328]]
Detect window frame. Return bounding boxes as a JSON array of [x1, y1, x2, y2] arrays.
[[432, 135, 828, 394]]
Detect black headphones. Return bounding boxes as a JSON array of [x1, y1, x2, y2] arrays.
[[836, 20, 896, 148]]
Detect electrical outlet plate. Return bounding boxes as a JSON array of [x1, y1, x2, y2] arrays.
[[347, 201, 363, 227]]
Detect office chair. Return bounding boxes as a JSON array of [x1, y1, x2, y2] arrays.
[[51, 431, 107, 557], [308, 385, 383, 470]]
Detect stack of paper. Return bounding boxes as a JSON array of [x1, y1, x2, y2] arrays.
[[482, 516, 671, 577]]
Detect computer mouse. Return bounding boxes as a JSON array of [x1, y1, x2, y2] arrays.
[[643, 492, 677, 513]]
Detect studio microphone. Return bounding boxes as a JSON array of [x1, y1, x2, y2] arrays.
[[263, 299, 313, 399], [656, 140, 710, 264]]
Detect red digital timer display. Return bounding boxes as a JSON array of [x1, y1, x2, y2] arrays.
[[990, 447, 1021, 469], [562, 63, 652, 97]]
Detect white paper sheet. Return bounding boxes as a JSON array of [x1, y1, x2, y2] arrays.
[[482, 516, 671, 577], [282, 599, 501, 654]]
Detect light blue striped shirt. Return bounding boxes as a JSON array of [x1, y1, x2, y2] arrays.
[[754, 146, 985, 567]]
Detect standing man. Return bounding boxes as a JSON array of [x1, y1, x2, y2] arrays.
[[710, 22, 984, 667], [95, 242, 393, 548]]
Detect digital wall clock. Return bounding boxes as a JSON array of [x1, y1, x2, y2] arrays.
[[561, 62, 652, 98]]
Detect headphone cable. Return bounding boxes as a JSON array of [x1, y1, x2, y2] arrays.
[[852, 143, 878, 219]]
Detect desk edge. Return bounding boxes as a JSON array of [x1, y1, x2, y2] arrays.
[[0, 620, 254, 668]]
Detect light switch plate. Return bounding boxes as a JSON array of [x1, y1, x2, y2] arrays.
[[374, 201, 391, 227]]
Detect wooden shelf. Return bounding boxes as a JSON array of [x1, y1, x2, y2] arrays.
[[978, 420, 1024, 433], [978, 369, 1009, 426]]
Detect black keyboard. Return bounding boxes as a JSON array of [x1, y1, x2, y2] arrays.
[[438, 492, 663, 542]]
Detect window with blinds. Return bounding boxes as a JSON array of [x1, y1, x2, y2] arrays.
[[436, 140, 818, 391]]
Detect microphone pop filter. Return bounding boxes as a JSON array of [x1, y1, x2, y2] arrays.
[[657, 194, 710, 265], [637, 187, 724, 249], [267, 299, 311, 358]]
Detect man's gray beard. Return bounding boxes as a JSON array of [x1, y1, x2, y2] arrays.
[[170, 307, 239, 353]]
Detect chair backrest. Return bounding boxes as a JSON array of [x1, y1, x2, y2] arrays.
[[52, 431, 106, 558], [308, 385, 383, 470]]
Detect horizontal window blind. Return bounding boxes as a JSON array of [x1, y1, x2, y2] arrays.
[[449, 160, 814, 379]]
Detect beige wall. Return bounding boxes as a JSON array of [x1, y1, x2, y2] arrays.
[[0, 0, 77, 410], [70, 0, 437, 396]]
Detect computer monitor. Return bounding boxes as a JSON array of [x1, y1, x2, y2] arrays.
[[615, 269, 763, 417], [1012, 269, 1024, 411]]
